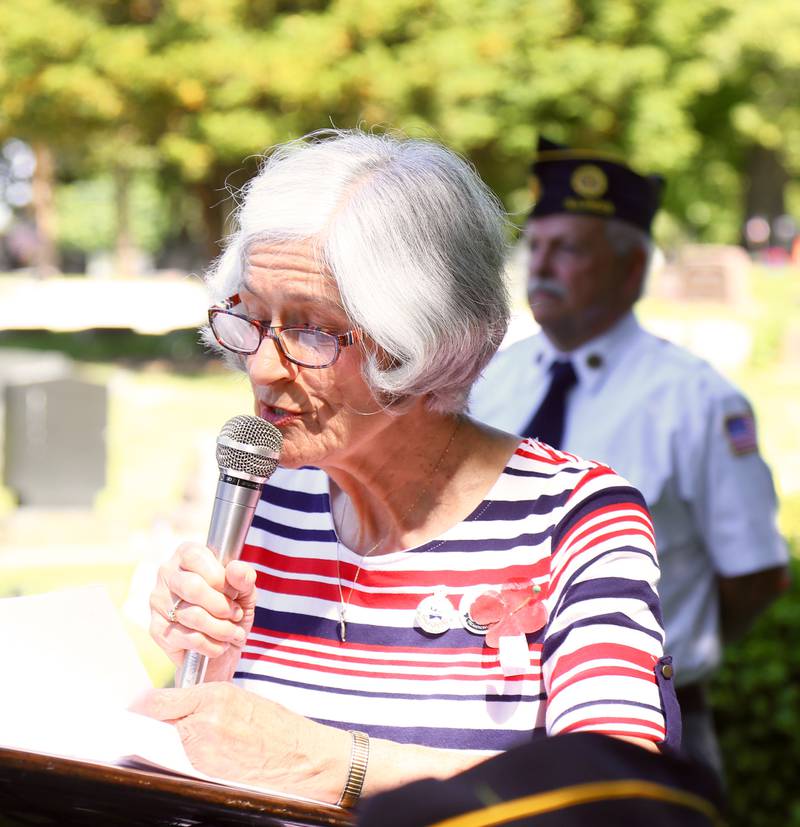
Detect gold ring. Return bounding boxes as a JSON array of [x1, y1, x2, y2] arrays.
[[167, 599, 180, 624]]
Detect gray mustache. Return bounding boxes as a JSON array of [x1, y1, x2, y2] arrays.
[[527, 278, 568, 300]]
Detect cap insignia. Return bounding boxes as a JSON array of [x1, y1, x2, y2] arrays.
[[570, 164, 608, 198]]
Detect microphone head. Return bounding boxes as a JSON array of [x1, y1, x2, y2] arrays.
[[215, 415, 283, 482]]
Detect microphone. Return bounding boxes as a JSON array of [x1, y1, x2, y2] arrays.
[[175, 414, 283, 688]]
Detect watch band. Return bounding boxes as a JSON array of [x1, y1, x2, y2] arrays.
[[337, 730, 370, 809]]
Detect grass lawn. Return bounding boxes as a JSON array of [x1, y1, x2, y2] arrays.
[[95, 364, 255, 533]]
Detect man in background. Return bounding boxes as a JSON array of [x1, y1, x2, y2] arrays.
[[470, 137, 789, 776]]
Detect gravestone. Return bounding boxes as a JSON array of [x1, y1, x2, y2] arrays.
[[0, 348, 73, 387], [3, 376, 107, 507], [654, 244, 751, 307]]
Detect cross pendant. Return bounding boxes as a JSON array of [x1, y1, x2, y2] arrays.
[[338, 605, 347, 643]]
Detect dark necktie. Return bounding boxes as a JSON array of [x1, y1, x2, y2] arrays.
[[522, 360, 578, 448]]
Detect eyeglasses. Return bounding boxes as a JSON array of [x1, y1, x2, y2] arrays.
[[208, 294, 361, 369]]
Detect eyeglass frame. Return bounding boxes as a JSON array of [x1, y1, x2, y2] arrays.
[[207, 293, 362, 369]]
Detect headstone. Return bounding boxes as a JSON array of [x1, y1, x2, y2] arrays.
[[3, 377, 107, 507], [0, 348, 73, 387], [654, 244, 751, 307]]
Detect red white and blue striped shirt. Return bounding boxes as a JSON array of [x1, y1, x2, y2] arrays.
[[234, 438, 668, 752]]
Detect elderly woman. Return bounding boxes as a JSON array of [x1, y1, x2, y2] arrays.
[[142, 129, 677, 808]]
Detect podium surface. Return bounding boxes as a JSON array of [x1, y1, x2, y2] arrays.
[[0, 747, 352, 827]]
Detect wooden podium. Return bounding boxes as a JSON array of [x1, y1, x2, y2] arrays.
[[0, 747, 353, 827]]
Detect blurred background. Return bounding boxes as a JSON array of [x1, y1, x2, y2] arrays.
[[0, 1, 798, 823]]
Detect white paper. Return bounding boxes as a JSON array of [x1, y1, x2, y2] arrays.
[[0, 585, 325, 805]]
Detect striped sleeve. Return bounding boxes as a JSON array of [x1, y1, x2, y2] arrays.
[[541, 463, 667, 744]]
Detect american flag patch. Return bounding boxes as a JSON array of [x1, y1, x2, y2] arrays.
[[724, 413, 758, 456]]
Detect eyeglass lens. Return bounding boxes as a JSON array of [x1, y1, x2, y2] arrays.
[[212, 313, 338, 367]]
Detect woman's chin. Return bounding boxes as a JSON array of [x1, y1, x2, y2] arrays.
[[277, 455, 305, 470], [275, 438, 323, 471]]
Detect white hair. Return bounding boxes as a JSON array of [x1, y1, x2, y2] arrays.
[[206, 128, 510, 413], [603, 218, 654, 298]]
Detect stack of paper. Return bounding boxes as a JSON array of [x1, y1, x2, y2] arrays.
[[0, 585, 323, 805]]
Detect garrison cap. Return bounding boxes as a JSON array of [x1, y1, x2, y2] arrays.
[[529, 136, 665, 235]]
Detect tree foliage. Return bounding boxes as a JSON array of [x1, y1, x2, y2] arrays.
[[712, 548, 800, 826], [1, 0, 799, 261]]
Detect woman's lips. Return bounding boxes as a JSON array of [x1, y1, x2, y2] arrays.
[[259, 404, 301, 427]]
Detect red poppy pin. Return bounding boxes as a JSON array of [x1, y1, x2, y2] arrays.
[[468, 581, 548, 648]]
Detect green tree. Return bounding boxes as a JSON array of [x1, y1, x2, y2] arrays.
[[0, 0, 160, 272], [2, 0, 800, 269]]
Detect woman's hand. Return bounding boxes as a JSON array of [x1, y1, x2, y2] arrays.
[[133, 683, 348, 803], [149, 542, 257, 683]]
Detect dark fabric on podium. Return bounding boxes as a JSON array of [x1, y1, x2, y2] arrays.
[[356, 733, 725, 827], [522, 360, 577, 448]]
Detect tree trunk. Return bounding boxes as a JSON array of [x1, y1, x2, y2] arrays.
[[194, 177, 230, 263], [742, 145, 789, 247], [114, 166, 138, 276], [30, 143, 59, 276]]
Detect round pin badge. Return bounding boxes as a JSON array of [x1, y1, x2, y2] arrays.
[[570, 164, 608, 198], [415, 590, 456, 635], [458, 587, 490, 636]]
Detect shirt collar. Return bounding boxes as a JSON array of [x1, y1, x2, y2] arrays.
[[537, 312, 641, 393]]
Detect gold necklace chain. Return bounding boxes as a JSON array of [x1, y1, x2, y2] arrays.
[[334, 417, 462, 643]]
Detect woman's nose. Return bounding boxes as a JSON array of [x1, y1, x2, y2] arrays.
[[246, 336, 296, 385]]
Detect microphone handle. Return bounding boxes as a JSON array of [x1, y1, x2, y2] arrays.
[[175, 473, 263, 688]]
